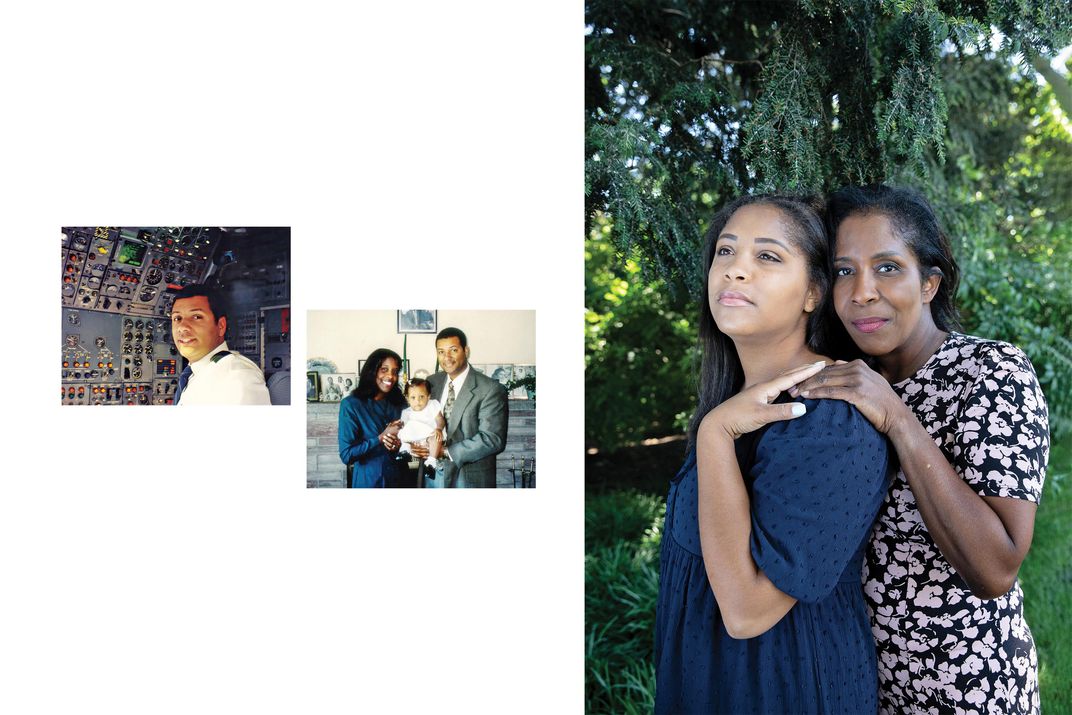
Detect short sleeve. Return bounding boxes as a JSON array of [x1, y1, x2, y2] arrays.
[[749, 399, 889, 603], [428, 399, 443, 413], [953, 343, 1048, 503], [222, 360, 271, 405]]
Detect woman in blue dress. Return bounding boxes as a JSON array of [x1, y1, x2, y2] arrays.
[[338, 348, 408, 488], [655, 194, 891, 714]]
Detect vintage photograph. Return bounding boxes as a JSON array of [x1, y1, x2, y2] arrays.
[[510, 364, 536, 400], [61, 226, 291, 406], [484, 364, 513, 391], [317, 373, 355, 402], [308, 309, 536, 489], [397, 309, 437, 333]]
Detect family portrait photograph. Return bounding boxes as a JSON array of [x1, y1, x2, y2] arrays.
[[307, 309, 536, 489], [585, 3, 1072, 714]]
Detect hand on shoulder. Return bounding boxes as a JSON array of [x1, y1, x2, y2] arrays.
[[791, 360, 913, 435], [701, 361, 825, 441]]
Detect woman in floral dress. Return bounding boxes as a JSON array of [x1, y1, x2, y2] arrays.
[[793, 185, 1049, 713]]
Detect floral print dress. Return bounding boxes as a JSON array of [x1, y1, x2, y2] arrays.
[[864, 333, 1049, 714]]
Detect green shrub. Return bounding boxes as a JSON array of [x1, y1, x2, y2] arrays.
[[585, 489, 665, 551], [585, 491, 665, 713], [1019, 440, 1072, 713], [586, 221, 697, 452]]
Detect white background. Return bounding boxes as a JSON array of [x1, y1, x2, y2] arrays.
[[0, 2, 581, 713]]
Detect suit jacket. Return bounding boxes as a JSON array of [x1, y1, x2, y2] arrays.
[[428, 368, 509, 488], [337, 394, 405, 488]]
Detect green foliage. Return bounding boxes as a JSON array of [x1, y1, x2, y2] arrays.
[[888, 51, 1072, 439], [586, 1, 1072, 447], [587, 9, 1072, 708], [876, 9, 949, 173], [744, 39, 831, 191], [1019, 439, 1072, 713], [585, 444, 1072, 714], [586, 217, 697, 451], [585, 489, 665, 551], [586, 119, 707, 288], [587, 0, 1069, 283], [585, 490, 665, 714]]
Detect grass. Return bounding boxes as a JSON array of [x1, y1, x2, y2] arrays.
[[586, 439, 1072, 714], [585, 491, 663, 714], [1020, 437, 1072, 714]]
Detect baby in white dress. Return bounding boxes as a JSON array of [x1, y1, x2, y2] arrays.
[[398, 378, 446, 468]]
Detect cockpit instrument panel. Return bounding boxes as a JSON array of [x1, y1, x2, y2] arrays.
[[61, 226, 290, 405]]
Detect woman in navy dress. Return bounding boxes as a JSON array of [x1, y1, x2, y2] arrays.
[[338, 348, 408, 488], [655, 195, 891, 714]]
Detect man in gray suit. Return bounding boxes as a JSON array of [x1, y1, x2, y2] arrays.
[[412, 327, 508, 488]]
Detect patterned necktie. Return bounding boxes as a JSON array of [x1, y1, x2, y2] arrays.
[[173, 364, 193, 405], [443, 380, 456, 421]]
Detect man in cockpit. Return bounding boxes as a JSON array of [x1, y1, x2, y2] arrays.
[[169, 284, 270, 405]]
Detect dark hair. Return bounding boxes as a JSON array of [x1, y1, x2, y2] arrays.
[[405, 377, 431, 396], [687, 194, 850, 447], [353, 348, 407, 405], [435, 327, 468, 348], [172, 283, 228, 324], [826, 184, 961, 332]]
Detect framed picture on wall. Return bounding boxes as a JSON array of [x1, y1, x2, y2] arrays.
[[397, 309, 437, 334], [320, 373, 356, 402], [509, 364, 536, 400], [306, 371, 320, 402], [485, 364, 514, 390]]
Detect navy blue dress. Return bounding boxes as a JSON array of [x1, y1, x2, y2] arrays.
[[655, 398, 890, 715], [338, 394, 405, 488]]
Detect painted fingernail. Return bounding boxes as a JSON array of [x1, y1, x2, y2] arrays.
[[791, 403, 806, 417], [788, 387, 798, 396]]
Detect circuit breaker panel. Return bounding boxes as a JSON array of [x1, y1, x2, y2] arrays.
[[61, 227, 290, 405]]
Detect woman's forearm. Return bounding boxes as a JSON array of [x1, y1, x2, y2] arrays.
[[696, 421, 796, 638], [887, 411, 1033, 598]]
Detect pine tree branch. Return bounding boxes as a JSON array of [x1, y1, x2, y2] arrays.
[[1030, 55, 1072, 119], [664, 53, 763, 70]]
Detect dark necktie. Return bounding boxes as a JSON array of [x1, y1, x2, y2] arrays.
[[443, 380, 456, 421], [173, 364, 193, 405]]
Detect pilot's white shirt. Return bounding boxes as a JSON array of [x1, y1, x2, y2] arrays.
[[177, 341, 271, 405]]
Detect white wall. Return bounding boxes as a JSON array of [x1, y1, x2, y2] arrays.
[[15, 3, 579, 711], [307, 309, 536, 375]]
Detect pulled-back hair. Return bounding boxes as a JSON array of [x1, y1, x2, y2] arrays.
[[405, 377, 432, 396], [687, 194, 852, 448], [826, 184, 961, 332]]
